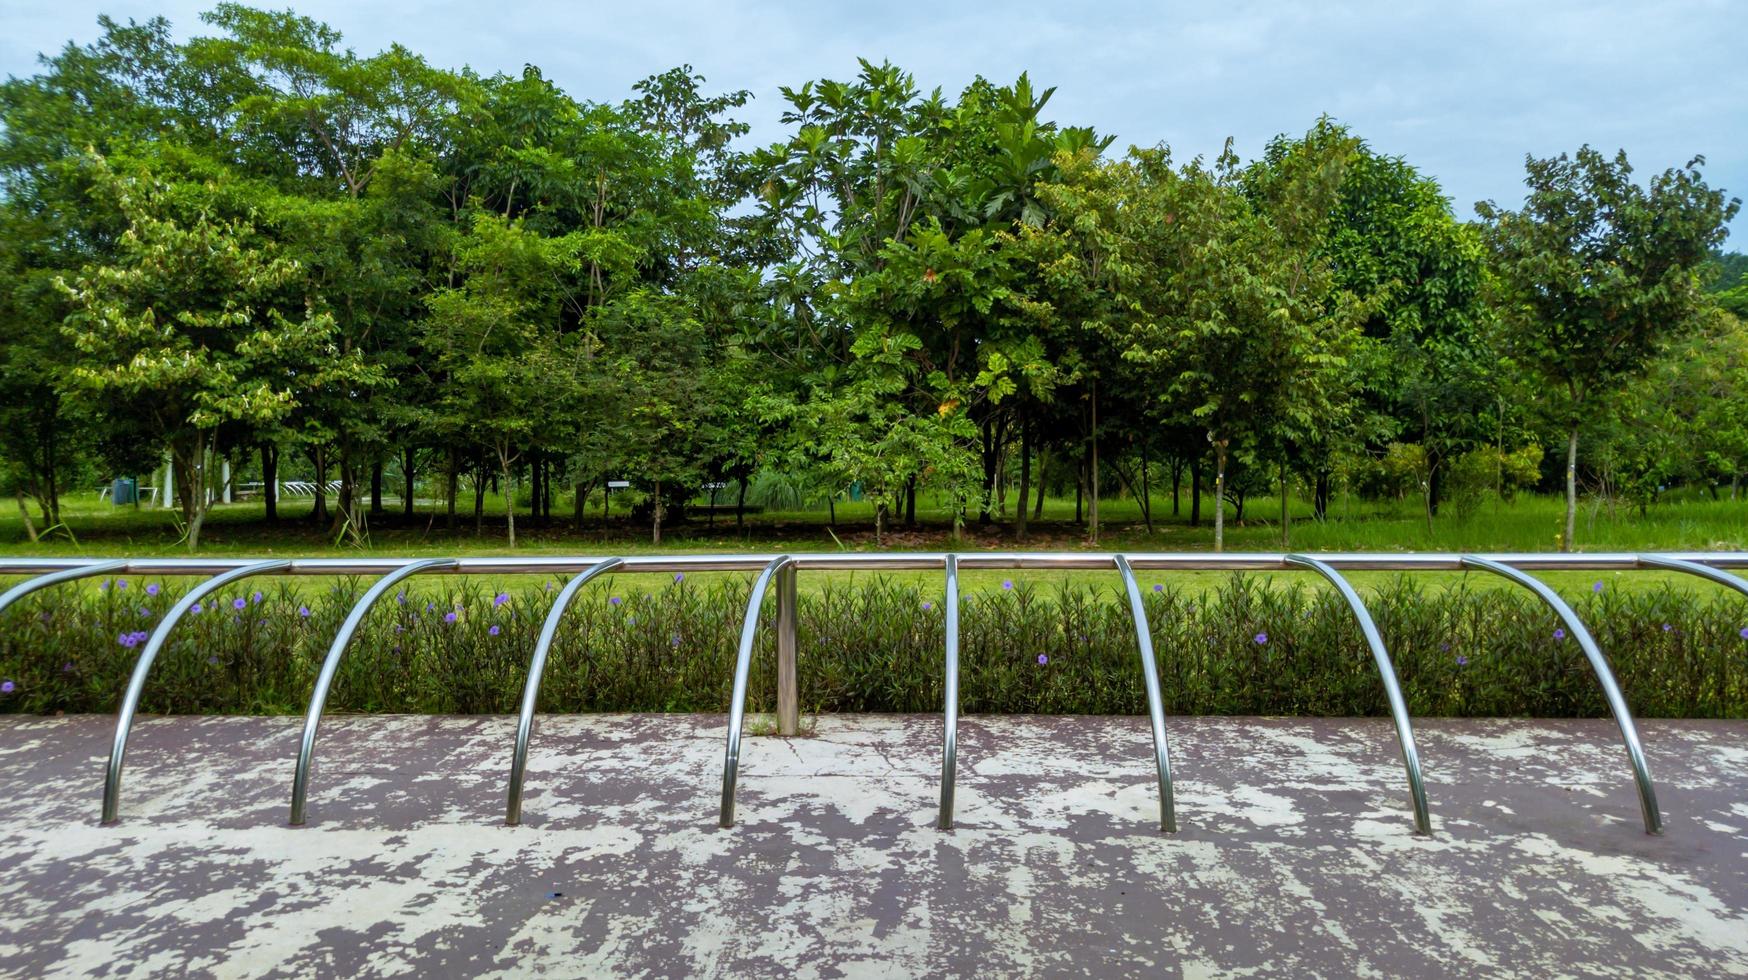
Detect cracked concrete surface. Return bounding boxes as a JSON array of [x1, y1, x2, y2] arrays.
[[1, 713, 1745, 977]]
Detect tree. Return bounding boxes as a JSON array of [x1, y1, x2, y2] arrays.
[[56, 151, 365, 549], [1479, 148, 1739, 550], [1114, 142, 1360, 551]]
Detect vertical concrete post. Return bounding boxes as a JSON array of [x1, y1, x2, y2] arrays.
[[776, 562, 799, 736], [221, 458, 232, 504]]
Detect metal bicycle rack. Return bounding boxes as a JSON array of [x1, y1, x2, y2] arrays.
[[3, 551, 1745, 836]]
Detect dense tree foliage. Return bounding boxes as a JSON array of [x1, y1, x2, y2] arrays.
[[0, 9, 1741, 549]]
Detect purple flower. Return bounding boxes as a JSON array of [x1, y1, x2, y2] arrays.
[[118, 631, 143, 649], [922, 601, 933, 611], [543, 581, 554, 592], [62, 662, 74, 673], [1254, 632, 1268, 645], [1152, 584, 1164, 593], [626, 616, 637, 626], [425, 601, 435, 612], [206, 656, 219, 665], [671, 635, 682, 648], [609, 596, 622, 606], [1037, 654, 1048, 665], [99, 580, 110, 591], [1662, 624, 1673, 632], [674, 573, 684, 583], [138, 607, 150, 617], [116, 580, 127, 591], [251, 591, 263, 604], [444, 611, 458, 624], [1456, 655, 1469, 666], [190, 602, 203, 614], [1439, 642, 1451, 652], [1593, 581, 1604, 593], [1002, 580, 1014, 590], [146, 583, 160, 597], [232, 597, 246, 610], [494, 593, 510, 608], [0, 680, 13, 694], [299, 606, 311, 618], [393, 624, 404, 634], [489, 625, 501, 636], [1740, 627, 1748, 640], [1554, 628, 1567, 641]]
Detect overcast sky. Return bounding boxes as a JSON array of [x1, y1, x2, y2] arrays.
[[3, 0, 1741, 243]]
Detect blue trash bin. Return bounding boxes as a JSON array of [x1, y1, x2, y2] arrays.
[[110, 477, 137, 506]]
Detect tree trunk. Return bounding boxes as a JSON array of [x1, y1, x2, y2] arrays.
[[1190, 457, 1202, 527], [445, 450, 458, 531], [473, 461, 486, 535], [370, 456, 384, 519], [875, 501, 885, 547], [1279, 461, 1290, 549], [1139, 440, 1153, 534], [1088, 381, 1100, 544], [179, 432, 209, 552], [528, 453, 540, 527], [262, 444, 278, 523], [736, 475, 748, 529], [652, 480, 663, 545], [1427, 457, 1444, 518], [978, 419, 997, 525], [1171, 456, 1183, 517], [574, 481, 588, 531], [403, 448, 416, 519], [1563, 424, 1579, 553], [1212, 440, 1228, 553], [1314, 470, 1330, 522], [14, 491, 39, 542], [1033, 452, 1046, 522], [905, 476, 918, 526], [310, 446, 330, 525], [500, 445, 517, 548], [1016, 416, 1032, 541]]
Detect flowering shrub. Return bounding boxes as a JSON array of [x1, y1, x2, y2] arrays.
[[0, 574, 1743, 718]]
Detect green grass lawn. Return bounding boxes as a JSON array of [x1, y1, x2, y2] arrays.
[[3, 488, 1745, 602]]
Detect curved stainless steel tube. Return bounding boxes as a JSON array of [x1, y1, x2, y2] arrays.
[[719, 554, 793, 828], [0, 560, 129, 618], [289, 558, 458, 826], [1636, 554, 1748, 600], [1114, 555, 1177, 833], [102, 559, 292, 824], [1460, 555, 1662, 834], [1285, 554, 1432, 834], [938, 554, 961, 829], [506, 557, 625, 825]]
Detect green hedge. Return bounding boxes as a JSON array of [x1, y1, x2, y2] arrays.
[[2, 574, 1745, 718]]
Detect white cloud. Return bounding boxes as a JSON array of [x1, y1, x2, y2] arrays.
[[2, 0, 1740, 239]]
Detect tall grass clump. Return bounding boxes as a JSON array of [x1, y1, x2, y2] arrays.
[[1, 574, 1744, 719]]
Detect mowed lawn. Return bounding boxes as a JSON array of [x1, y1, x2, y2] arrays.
[[3, 489, 1745, 602]]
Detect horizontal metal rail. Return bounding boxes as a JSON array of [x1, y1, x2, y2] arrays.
[[5, 552, 1748, 578], [2, 551, 1736, 835]]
